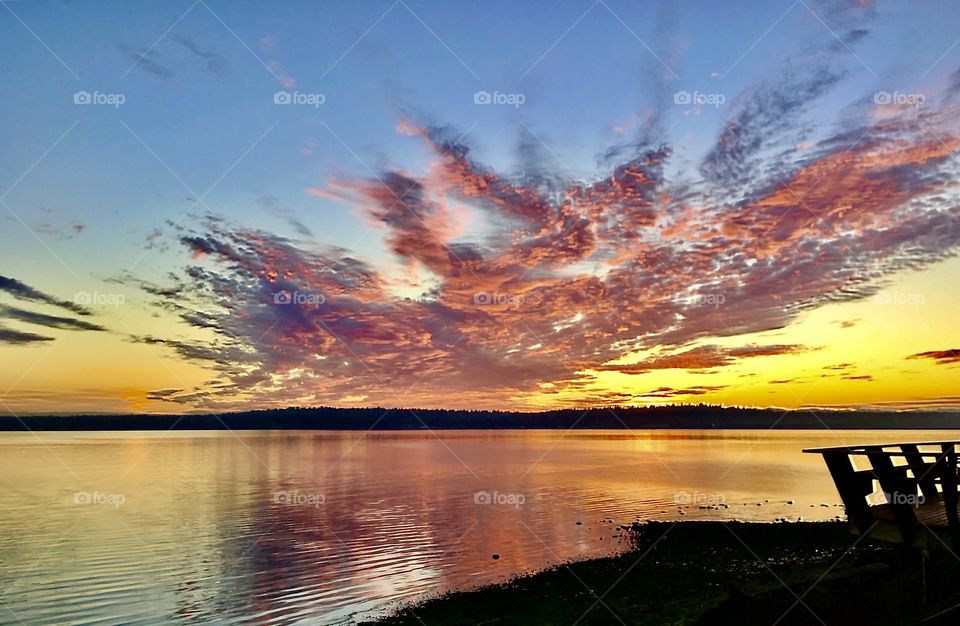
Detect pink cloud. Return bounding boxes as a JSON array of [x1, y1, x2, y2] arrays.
[[133, 66, 960, 409]]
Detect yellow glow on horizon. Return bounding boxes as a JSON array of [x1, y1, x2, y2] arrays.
[[2, 259, 958, 414], [523, 257, 960, 411]]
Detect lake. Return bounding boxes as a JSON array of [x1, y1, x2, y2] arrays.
[[0, 429, 953, 624]]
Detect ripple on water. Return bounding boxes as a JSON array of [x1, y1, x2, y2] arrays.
[[1, 429, 926, 624]]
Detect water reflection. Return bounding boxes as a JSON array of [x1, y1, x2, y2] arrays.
[[0, 429, 953, 624]]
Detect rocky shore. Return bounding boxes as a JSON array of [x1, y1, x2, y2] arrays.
[[363, 521, 960, 625]]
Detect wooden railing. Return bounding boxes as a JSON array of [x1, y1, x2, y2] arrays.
[[804, 441, 960, 545]]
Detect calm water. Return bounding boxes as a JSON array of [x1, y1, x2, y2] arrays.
[[0, 429, 954, 624]]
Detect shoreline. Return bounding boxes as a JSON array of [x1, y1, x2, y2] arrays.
[[362, 521, 960, 625], [3, 405, 958, 431]]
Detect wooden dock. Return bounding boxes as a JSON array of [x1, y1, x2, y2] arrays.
[[804, 441, 960, 549]]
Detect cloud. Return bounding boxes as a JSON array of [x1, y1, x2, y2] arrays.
[[116, 43, 174, 79], [0, 275, 91, 315], [117, 33, 227, 79], [0, 326, 53, 345], [128, 51, 960, 409], [256, 194, 313, 237], [635, 385, 728, 399], [31, 207, 86, 240], [145, 388, 185, 401], [305, 187, 350, 203], [907, 350, 960, 365], [255, 37, 296, 87], [700, 64, 845, 195], [0, 277, 106, 346], [171, 34, 226, 74], [0, 305, 105, 332], [594, 344, 808, 375]]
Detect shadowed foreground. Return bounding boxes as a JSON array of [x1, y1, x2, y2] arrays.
[[364, 521, 960, 625]]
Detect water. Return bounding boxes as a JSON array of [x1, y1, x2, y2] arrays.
[[0, 429, 953, 624]]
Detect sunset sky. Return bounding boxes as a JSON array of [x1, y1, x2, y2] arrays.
[[1, 0, 959, 414]]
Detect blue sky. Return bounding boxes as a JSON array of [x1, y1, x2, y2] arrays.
[[4, 0, 959, 263]]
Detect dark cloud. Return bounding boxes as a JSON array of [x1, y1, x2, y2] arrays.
[[146, 388, 185, 401], [947, 67, 960, 102], [116, 43, 174, 79], [117, 33, 227, 79], [0, 275, 91, 315], [256, 193, 313, 237], [832, 320, 857, 329], [0, 326, 53, 345], [700, 64, 845, 196], [31, 208, 86, 240], [636, 385, 728, 399], [594, 344, 808, 375], [0, 305, 105, 332], [907, 350, 960, 365], [171, 34, 226, 74]]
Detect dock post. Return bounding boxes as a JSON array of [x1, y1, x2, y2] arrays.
[[869, 449, 919, 547], [941, 443, 960, 548], [822, 450, 873, 536]]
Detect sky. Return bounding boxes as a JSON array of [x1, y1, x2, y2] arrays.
[[1, 0, 959, 414]]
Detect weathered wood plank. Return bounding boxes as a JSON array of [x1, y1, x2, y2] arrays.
[[903, 444, 940, 500], [941, 443, 960, 545], [822, 450, 874, 535], [866, 450, 918, 545]]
